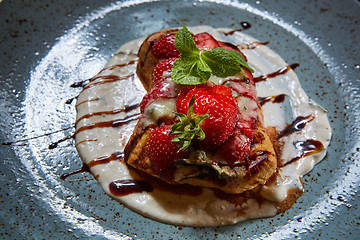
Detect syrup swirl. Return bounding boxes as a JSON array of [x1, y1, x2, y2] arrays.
[[278, 114, 315, 139], [87, 151, 124, 168], [254, 64, 299, 83], [283, 139, 324, 166], [48, 134, 74, 149], [117, 166, 204, 197], [82, 73, 135, 91], [258, 94, 286, 106], [70, 79, 90, 88], [65, 96, 77, 105], [96, 59, 137, 75], [222, 22, 252, 35], [74, 113, 141, 135], [75, 103, 139, 125], [60, 163, 90, 180], [70, 59, 137, 89], [109, 179, 154, 197], [1, 126, 74, 147]]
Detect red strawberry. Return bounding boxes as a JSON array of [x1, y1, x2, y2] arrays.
[[193, 32, 220, 50], [145, 125, 186, 174], [216, 129, 251, 166], [236, 121, 255, 139], [152, 33, 180, 59], [243, 67, 255, 84], [208, 84, 233, 96], [140, 80, 178, 113], [194, 32, 248, 62], [228, 80, 257, 101], [218, 41, 248, 62], [152, 57, 177, 85], [175, 82, 214, 112], [176, 85, 239, 146], [177, 87, 209, 114]]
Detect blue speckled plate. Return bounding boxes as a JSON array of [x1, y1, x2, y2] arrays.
[[1, 0, 359, 239]]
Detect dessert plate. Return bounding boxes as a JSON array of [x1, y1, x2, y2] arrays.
[[0, 0, 359, 239]]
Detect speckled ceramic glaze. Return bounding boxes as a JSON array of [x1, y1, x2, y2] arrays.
[[0, 0, 359, 239]]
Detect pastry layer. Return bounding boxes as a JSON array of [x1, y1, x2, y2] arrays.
[[125, 28, 277, 194]]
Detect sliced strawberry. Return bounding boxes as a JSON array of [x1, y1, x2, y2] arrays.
[[242, 67, 255, 84], [175, 82, 214, 113], [152, 33, 180, 59], [176, 85, 239, 146], [152, 57, 177, 85], [229, 80, 257, 101], [140, 80, 178, 113], [208, 84, 233, 96], [218, 41, 239, 51], [145, 125, 186, 174], [193, 33, 248, 64], [216, 130, 251, 166], [236, 120, 255, 139], [218, 41, 248, 62], [193, 32, 220, 50], [176, 87, 209, 114]]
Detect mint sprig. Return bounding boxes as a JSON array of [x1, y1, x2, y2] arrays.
[[201, 48, 252, 77], [174, 26, 199, 57], [171, 25, 254, 85], [171, 56, 211, 85], [169, 96, 209, 151]]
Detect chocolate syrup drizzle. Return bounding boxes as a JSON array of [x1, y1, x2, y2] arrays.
[[1, 126, 74, 147], [75, 113, 141, 135], [0, 52, 140, 181], [96, 59, 137, 75], [48, 134, 74, 149], [109, 179, 153, 197], [75, 103, 140, 125], [87, 151, 124, 168], [108, 164, 204, 197], [55, 54, 141, 179], [69, 59, 137, 89], [222, 22, 252, 35], [276, 114, 322, 167], [70, 79, 90, 88], [278, 114, 315, 139], [82, 73, 135, 91], [254, 64, 300, 83], [60, 163, 90, 180], [258, 94, 286, 106], [65, 96, 77, 105], [283, 139, 324, 167]]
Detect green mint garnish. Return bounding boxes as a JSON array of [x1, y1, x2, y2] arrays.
[[169, 96, 209, 151], [171, 25, 254, 85], [171, 56, 211, 85], [174, 26, 199, 57], [201, 48, 252, 77]]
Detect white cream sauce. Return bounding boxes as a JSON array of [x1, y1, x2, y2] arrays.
[[74, 26, 331, 226]]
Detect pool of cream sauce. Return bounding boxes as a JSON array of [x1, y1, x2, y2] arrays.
[[75, 26, 331, 226]]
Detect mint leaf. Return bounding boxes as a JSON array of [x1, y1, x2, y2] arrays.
[[201, 48, 254, 77], [171, 56, 210, 85], [172, 26, 211, 85], [175, 25, 199, 57], [197, 57, 212, 73], [171, 26, 254, 85]]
